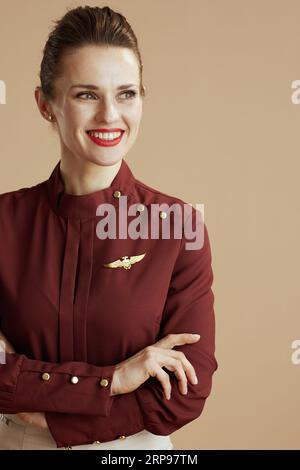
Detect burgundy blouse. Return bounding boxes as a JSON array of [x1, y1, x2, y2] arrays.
[[0, 159, 217, 447]]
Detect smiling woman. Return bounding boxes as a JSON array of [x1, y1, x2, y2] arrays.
[[0, 4, 217, 451]]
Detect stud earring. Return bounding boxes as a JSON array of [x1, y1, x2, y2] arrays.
[[46, 113, 55, 121]]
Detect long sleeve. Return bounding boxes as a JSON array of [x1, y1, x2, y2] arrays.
[[0, 353, 116, 416], [134, 212, 218, 434]]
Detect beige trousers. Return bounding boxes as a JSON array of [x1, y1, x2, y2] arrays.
[[0, 414, 173, 450]]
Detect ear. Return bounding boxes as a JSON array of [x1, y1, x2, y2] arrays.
[[34, 86, 55, 121]]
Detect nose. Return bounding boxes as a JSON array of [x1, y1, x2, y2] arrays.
[[95, 96, 119, 123]]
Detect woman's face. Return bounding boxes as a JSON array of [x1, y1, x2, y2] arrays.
[[38, 45, 143, 167]]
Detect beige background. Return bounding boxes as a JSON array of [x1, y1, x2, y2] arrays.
[[0, 0, 300, 449]]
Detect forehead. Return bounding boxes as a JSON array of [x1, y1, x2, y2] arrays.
[[58, 45, 140, 88]]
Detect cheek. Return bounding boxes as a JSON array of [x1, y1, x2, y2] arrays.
[[65, 104, 84, 123], [60, 105, 91, 136], [127, 104, 143, 128]]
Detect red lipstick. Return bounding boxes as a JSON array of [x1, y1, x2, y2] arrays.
[[86, 129, 125, 147]]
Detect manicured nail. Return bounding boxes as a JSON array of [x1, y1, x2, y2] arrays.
[[192, 334, 200, 338], [192, 376, 198, 384]]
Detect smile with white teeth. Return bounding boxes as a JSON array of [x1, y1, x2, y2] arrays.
[[87, 130, 122, 140]]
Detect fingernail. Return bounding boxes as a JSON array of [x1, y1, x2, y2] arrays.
[[192, 376, 198, 384], [192, 334, 200, 338]]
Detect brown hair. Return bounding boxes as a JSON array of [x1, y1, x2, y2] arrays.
[[38, 5, 146, 102]]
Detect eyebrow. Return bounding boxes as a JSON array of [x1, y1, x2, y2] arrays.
[[70, 83, 138, 90]]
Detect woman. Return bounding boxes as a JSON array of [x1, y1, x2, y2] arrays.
[[0, 5, 217, 450]]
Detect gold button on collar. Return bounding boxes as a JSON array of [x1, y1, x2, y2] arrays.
[[70, 376, 79, 384], [100, 378, 109, 388], [113, 190, 121, 199], [159, 211, 167, 219], [42, 372, 51, 381]]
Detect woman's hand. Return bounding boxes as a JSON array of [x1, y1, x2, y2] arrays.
[[0, 330, 15, 354], [0, 329, 49, 430], [17, 412, 48, 429], [111, 333, 200, 400]]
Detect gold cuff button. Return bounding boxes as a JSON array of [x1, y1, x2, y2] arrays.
[[42, 372, 51, 381], [93, 440, 101, 445], [70, 376, 79, 384], [113, 190, 121, 199], [119, 435, 126, 440], [100, 378, 109, 388], [64, 446, 72, 450], [159, 211, 167, 219]]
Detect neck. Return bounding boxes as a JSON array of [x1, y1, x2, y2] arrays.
[[59, 154, 122, 196]]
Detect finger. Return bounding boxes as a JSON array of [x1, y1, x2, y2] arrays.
[[17, 413, 32, 425], [0, 335, 15, 354], [34, 415, 48, 429], [163, 349, 198, 385], [32, 413, 48, 429], [155, 333, 200, 350], [162, 357, 187, 395], [17, 412, 47, 429], [151, 366, 172, 400]]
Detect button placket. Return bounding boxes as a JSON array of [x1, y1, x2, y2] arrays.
[[59, 218, 81, 361]]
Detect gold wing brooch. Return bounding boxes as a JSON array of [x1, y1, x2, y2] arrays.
[[103, 253, 146, 270]]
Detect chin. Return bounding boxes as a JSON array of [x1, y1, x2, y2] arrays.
[[85, 153, 123, 167]]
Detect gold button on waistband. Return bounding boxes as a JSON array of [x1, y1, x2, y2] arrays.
[[119, 435, 126, 440], [113, 190, 121, 199], [42, 372, 51, 381], [159, 211, 167, 219], [100, 378, 109, 388], [93, 440, 101, 445], [70, 376, 79, 384]]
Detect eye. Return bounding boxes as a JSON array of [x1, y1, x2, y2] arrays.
[[76, 90, 137, 100], [121, 90, 137, 99], [76, 92, 97, 100]]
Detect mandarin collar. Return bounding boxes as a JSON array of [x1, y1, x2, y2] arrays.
[[46, 158, 136, 219]]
